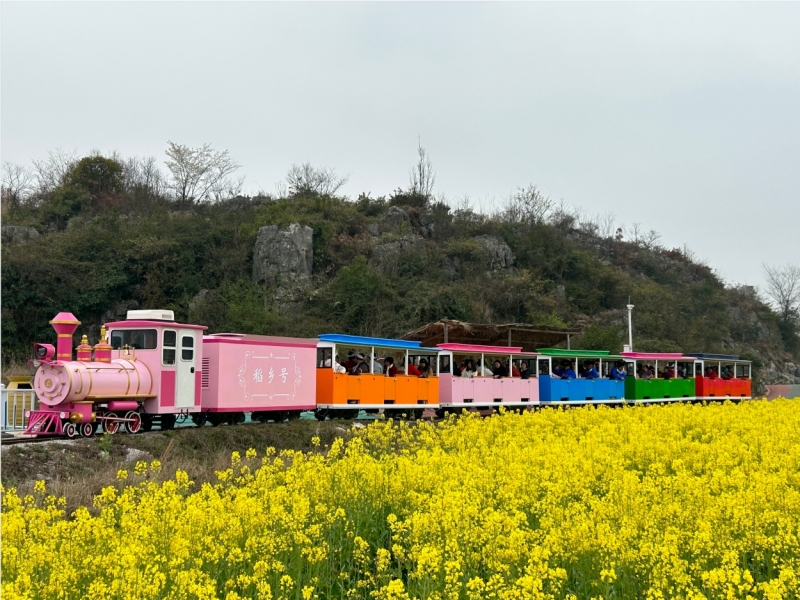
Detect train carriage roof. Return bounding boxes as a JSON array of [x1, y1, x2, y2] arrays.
[[537, 348, 623, 360], [685, 353, 750, 363], [319, 334, 440, 351], [620, 352, 688, 361], [436, 343, 538, 356]]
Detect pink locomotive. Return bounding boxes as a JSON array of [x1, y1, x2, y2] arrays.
[[28, 310, 203, 436], [25, 310, 317, 437]]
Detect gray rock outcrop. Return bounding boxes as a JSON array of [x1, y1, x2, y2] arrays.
[[370, 235, 426, 269], [378, 206, 411, 233], [417, 212, 436, 238], [2, 226, 41, 244], [473, 235, 515, 271], [252, 223, 313, 287]]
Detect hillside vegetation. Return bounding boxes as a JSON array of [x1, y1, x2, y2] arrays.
[[1, 148, 795, 388]]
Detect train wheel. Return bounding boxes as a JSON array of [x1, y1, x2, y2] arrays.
[[80, 422, 95, 438], [314, 409, 328, 422], [104, 419, 120, 434], [191, 413, 208, 427], [225, 412, 245, 425], [64, 422, 78, 439], [124, 411, 142, 434], [161, 414, 176, 431], [208, 413, 223, 427], [271, 411, 286, 423]]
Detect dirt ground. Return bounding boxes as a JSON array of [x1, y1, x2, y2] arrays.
[[1, 419, 358, 514]]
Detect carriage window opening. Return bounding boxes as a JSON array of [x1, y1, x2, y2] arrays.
[[110, 329, 158, 350], [181, 336, 194, 361], [439, 355, 451, 374], [162, 330, 176, 366], [317, 348, 333, 368]]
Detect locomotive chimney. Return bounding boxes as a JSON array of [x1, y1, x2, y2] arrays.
[[49, 312, 81, 362]]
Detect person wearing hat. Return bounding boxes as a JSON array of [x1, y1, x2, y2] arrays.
[[349, 352, 370, 375], [581, 361, 599, 380], [561, 360, 576, 379], [344, 350, 357, 373], [610, 361, 627, 380]]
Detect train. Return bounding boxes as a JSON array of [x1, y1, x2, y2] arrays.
[[23, 310, 753, 437]]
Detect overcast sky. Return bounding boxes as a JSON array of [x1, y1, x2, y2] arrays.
[[2, 2, 799, 292]]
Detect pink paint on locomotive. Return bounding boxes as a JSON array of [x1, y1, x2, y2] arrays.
[[103, 318, 207, 415], [201, 334, 318, 412]]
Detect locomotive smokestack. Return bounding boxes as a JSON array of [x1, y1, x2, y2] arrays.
[[49, 312, 81, 361]]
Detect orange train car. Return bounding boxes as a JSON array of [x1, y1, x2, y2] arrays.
[[315, 334, 441, 420]]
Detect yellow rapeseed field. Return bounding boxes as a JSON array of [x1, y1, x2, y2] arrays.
[[4, 400, 800, 600]]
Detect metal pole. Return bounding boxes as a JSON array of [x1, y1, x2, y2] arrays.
[[626, 304, 634, 350]]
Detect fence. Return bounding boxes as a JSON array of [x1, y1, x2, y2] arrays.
[[1, 381, 38, 432]]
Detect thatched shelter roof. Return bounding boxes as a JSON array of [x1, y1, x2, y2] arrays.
[[401, 319, 583, 352]]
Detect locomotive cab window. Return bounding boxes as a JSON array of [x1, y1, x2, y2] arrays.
[[110, 329, 158, 350], [162, 330, 176, 366], [317, 348, 333, 368], [181, 335, 194, 361]]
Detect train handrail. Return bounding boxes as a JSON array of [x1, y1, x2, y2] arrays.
[[1, 384, 39, 431]]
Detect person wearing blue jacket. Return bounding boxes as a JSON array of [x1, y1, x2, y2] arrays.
[[610, 361, 627, 380], [582, 361, 600, 379], [561, 361, 577, 379]]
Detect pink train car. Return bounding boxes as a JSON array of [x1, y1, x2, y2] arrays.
[[436, 343, 541, 410], [199, 333, 318, 424]]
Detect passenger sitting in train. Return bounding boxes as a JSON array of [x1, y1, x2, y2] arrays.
[[334, 355, 347, 374], [406, 357, 422, 377], [492, 360, 509, 379], [581, 361, 600, 379], [344, 350, 357, 372], [705, 367, 718, 380], [663, 363, 675, 379], [384, 356, 399, 377], [560, 361, 577, 379], [350, 353, 370, 375], [638, 365, 652, 380], [461, 359, 477, 378], [721, 367, 733, 380], [476, 358, 493, 377], [510, 360, 521, 377], [610, 362, 626, 380], [418, 358, 431, 378], [519, 361, 531, 379], [372, 356, 384, 374]]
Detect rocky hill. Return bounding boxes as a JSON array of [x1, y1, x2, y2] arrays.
[[2, 155, 797, 391]]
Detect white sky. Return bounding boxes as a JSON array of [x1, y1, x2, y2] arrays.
[[2, 2, 799, 291]]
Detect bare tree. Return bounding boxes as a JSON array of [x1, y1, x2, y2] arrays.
[[285, 162, 348, 196], [763, 264, 800, 323], [32, 148, 78, 195], [409, 142, 435, 199], [498, 185, 555, 225], [164, 141, 243, 204], [123, 156, 166, 197], [1, 161, 35, 211], [597, 211, 616, 239]]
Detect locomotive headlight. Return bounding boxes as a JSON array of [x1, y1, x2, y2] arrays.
[[24, 411, 30, 418], [36, 346, 48, 358]]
